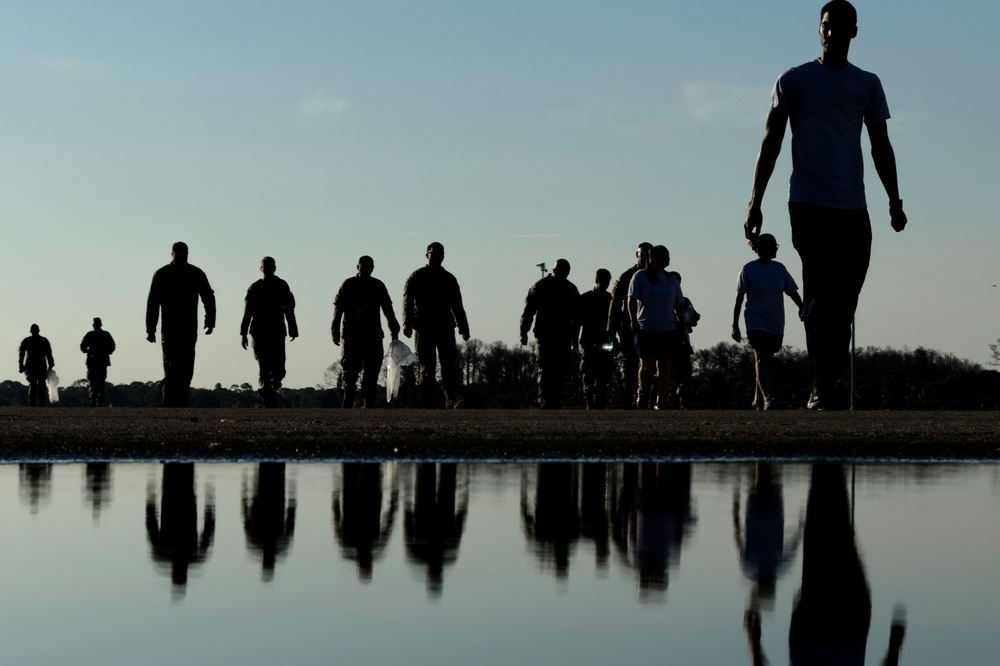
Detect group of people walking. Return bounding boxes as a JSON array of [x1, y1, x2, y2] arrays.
[[16, 1, 906, 413]]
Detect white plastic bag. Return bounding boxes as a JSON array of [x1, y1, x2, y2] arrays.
[[47, 369, 60, 404], [385, 340, 418, 402]]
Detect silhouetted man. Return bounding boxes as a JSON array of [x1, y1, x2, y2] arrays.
[[240, 256, 298, 408], [520, 258, 580, 409], [578, 268, 613, 409], [242, 463, 296, 581], [745, 0, 907, 410], [80, 317, 116, 407], [18, 324, 54, 407], [402, 242, 470, 408], [333, 255, 400, 408], [608, 243, 652, 408], [146, 242, 216, 407]]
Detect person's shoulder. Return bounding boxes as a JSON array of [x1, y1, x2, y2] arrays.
[[778, 60, 820, 80]]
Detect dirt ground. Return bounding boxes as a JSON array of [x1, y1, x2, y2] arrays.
[[0, 407, 997, 461]]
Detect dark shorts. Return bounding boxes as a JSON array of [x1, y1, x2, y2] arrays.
[[634, 330, 682, 358], [747, 330, 783, 356]]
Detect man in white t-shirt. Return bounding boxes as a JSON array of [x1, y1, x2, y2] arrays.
[[743, 0, 907, 410]]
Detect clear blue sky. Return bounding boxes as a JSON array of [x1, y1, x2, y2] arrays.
[[3, 0, 998, 390]]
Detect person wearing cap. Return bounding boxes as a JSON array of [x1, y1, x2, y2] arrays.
[[146, 241, 216, 407], [80, 317, 116, 407], [332, 255, 399, 408], [18, 324, 55, 407], [520, 259, 580, 409], [402, 242, 470, 408], [240, 256, 298, 408]]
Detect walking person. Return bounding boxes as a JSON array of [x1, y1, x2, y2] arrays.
[[732, 234, 804, 410], [627, 245, 687, 410], [744, 0, 907, 409], [332, 255, 400, 408], [402, 242, 470, 408], [146, 242, 216, 407], [578, 268, 614, 409], [18, 324, 54, 407], [80, 317, 116, 407], [240, 256, 298, 408], [519, 258, 581, 409], [608, 243, 652, 408]]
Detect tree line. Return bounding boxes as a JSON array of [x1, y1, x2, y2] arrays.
[[1, 340, 997, 409]]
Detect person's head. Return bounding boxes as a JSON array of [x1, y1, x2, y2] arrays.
[[171, 242, 189, 265], [752, 233, 779, 261], [260, 256, 276, 277], [30, 324, 40, 335], [357, 255, 375, 277], [819, 1, 857, 60], [648, 245, 670, 271], [595, 268, 612, 291], [93, 317, 103, 330], [551, 258, 571, 279], [426, 242, 445, 267], [636, 242, 653, 268]]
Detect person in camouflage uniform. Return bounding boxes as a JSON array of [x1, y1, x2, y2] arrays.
[[577, 269, 613, 409], [402, 242, 470, 408], [80, 317, 116, 407], [520, 259, 580, 409], [332, 255, 400, 408], [607, 242, 652, 408], [18, 324, 54, 407], [241, 256, 298, 408], [146, 242, 216, 407]]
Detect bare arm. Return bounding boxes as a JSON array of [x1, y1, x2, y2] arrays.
[[745, 106, 789, 242], [732, 293, 745, 342], [867, 119, 907, 232]]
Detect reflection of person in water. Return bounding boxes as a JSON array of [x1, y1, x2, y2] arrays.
[[520, 463, 581, 578], [242, 463, 296, 581], [579, 463, 611, 570], [146, 463, 215, 599], [744, 462, 906, 665], [733, 463, 803, 611], [84, 463, 113, 522], [611, 462, 695, 599], [333, 463, 399, 582], [18, 463, 53, 514], [403, 463, 468, 597]]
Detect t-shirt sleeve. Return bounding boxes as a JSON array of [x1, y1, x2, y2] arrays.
[[627, 272, 641, 299], [771, 71, 791, 112], [866, 73, 890, 123], [737, 266, 749, 295], [781, 264, 799, 295]]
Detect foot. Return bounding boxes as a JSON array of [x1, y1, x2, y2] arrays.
[[806, 391, 835, 411]]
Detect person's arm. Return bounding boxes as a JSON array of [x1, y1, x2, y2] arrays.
[[239, 287, 253, 350], [452, 276, 471, 341], [627, 296, 640, 335], [331, 284, 345, 346], [788, 289, 804, 314], [107, 332, 116, 356], [381, 283, 400, 341], [284, 285, 299, 340], [606, 275, 625, 339], [745, 106, 789, 242], [732, 293, 745, 342], [145, 274, 160, 342], [401, 274, 414, 338], [45, 341, 54, 369], [80, 333, 90, 354], [867, 119, 907, 232], [200, 272, 216, 334], [519, 286, 536, 345]]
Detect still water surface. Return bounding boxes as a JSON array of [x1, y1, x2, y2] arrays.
[[3, 461, 999, 665]]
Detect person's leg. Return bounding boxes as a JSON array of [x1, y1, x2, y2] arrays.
[[341, 340, 362, 408], [414, 330, 439, 407], [654, 353, 672, 410], [437, 330, 461, 407], [621, 340, 640, 409], [359, 339, 384, 407], [161, 338, 194, 407]]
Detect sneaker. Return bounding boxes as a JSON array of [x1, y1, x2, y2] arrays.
[[806, 392, 835, 411], [751, 400, 762, 411]]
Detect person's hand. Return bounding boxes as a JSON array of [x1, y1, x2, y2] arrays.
[[391, 332, 398, 341], [461, 332, 470, 342], [241, 335, 249, 350], [18, 364, 24, 374], [731, 326, 742, 343], [745, 207, 763, 243], [630, 320, 640, 335], [205, 326, 214, 335], [289, 335, 297, 342], [146, 333, 156, 343], [520, 333, 528, 346], [403, 325, 412, 338], [890, 200, 907, 232], [332, 332, 340, 346]]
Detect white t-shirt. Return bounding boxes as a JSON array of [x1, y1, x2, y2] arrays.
[[628, 270, 684, 333], [737, 260, 798, 335], [772, 60, 890, 209]]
